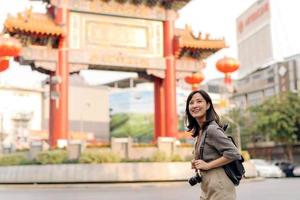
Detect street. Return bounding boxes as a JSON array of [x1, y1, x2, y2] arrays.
[[0, 178, 299, 200]]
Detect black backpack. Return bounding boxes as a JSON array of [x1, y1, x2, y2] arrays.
[[200, 124, 245, 186]]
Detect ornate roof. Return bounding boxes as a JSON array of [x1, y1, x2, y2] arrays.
[[4, 8, 62, 36], [34, 0, 191, 11], [106, 0, 192, 10], [174, 25, 227, 59], [2, 8, 223, 75]]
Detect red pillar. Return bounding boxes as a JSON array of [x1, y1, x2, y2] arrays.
[[163, 16, 177, 138], [49, 73, 57, 147], [49, 7, 69, 148], [154, 77, 166, 141]]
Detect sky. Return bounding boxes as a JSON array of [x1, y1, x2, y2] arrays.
[[0, 0, 257, 87]]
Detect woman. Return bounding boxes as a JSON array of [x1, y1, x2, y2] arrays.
[[185, 90, 241, 200]]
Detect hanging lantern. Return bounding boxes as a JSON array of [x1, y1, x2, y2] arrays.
[[0, 57, 9, 72], [0, 35, 22, 57], [216, 57, 240, 84], [184, 72, 205, 91]]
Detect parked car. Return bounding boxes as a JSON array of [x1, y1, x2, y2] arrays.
[[293, 165, 300, 177], [272, 160, 295, 177], [250, 159, 284, 178]]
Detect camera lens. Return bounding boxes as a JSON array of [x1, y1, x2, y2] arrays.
[[188, 173, 202, 186], [188, 176, 198, 186]]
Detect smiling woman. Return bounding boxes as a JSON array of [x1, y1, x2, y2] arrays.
[[184, 89, 242, 200]]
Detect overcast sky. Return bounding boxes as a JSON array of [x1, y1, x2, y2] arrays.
[[0, 0, 257, 87]]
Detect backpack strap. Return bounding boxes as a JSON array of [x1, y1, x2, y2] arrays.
[[200, 128, 208, 160]]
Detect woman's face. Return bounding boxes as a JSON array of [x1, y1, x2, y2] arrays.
[[188, 92, 210, 120]]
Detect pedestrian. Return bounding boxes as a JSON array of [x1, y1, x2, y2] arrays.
[[185, 90, 241, 200]]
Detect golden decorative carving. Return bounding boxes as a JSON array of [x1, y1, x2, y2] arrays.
[[176, 25, 227, 49], [51, 0, 180, 21]]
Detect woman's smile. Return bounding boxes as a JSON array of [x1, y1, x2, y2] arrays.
[[190, 108, 201, 115], [188, 93, 208, 119]]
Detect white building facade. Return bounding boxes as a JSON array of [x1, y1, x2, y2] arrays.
[[236, 0, 300, 78]]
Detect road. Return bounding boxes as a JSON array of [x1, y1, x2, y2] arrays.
[[0, 178, 299, 200]]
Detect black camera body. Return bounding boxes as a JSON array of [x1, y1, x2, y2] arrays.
[[188, 172, 202, 186]]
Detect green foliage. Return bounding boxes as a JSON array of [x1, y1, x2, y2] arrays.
[[110, 113, 154, 142], [178, 115, 186, 132], [79, 150, 121, 163], [149, 151, 168, 162], [36, 150, 68, 165], [122, 157, 150, 162], [110, 113, 129, 131], [222, 92, 300, 152], [149, 151, 185, 162], [170, 154, 184, 162], [0, 154, 28, 166], [222, 108, 254, 149], [250, 92, 300, 144], [0, 147, 190, 165]]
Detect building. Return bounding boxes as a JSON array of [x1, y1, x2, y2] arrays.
[[232, 54, 300, 108], [236, 0, 300, 78], [43, 75, 110, 141], [0, 74, 110, 150], [0, 84, 44, 149]]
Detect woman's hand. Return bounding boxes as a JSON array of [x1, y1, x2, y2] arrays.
[[193, 159, 211, 171], [191, 159, 196, 169]]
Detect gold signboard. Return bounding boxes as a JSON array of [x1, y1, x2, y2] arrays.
[[69, 12, 163, 58], [86, 21, 148, 49]]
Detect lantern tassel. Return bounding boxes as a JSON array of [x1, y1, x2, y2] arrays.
[[192, 83, 199, 91], [224, 73, 232, 85]]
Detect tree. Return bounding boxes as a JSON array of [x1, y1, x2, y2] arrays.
[[250, 92, 300, 161], [222, 108, 256, 150]]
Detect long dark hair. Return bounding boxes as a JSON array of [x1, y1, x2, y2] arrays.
[[184, 90, 221, 137]]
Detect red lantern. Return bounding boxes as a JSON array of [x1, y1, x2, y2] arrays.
[[184, 72, 205, 91], [0, 35, 22, 57], [0, 57, 9, 72], [216, 57, 240, 84]]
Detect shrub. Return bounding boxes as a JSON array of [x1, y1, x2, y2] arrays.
[[0, 154, 28, 166], [170, 154, 184, 162], [36, 150, 68, 165], [122, 157, 150, 162], [79, 150, 121, 163], [149, 151, 169, 162]]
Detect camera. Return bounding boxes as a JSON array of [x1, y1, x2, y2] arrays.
[[188, 171, 202, 186]]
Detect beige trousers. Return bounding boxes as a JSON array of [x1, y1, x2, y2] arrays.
[[200, 167, 236, 200]]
